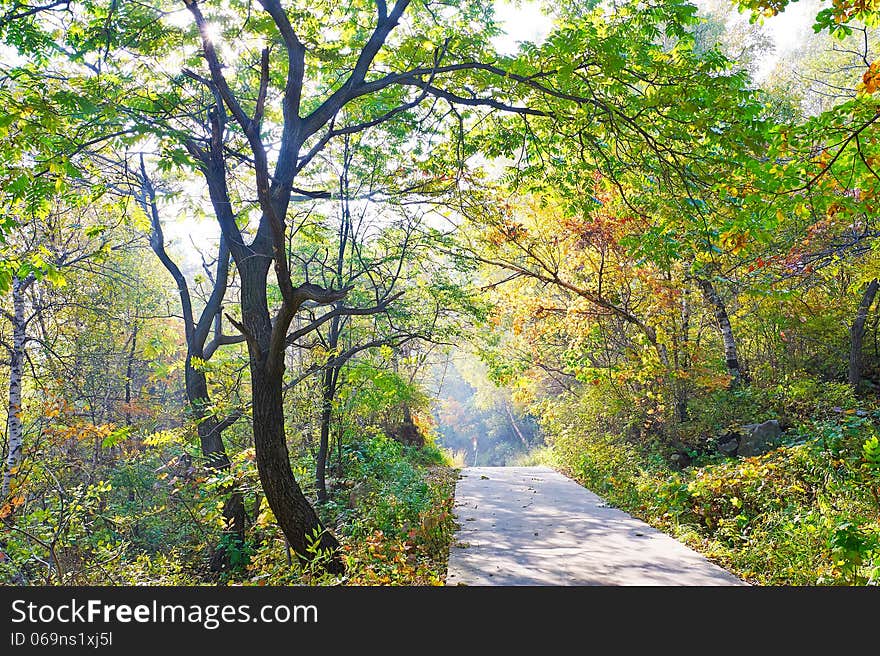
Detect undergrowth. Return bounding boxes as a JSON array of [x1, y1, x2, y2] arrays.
[[543, 403, 880, 585]]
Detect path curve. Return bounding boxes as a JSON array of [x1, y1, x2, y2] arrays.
[[446, 466, 745, 586]]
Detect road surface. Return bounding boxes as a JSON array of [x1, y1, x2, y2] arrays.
[[446, 466, 745, 585]]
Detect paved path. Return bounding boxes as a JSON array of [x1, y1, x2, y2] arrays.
[[446, 466, 745, 586]]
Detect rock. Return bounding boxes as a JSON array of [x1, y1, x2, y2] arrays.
[[737, 419, 782, 457], [717, 433, 740, 456], [348, 481, 368, 509], [382, 418, 424, 446]]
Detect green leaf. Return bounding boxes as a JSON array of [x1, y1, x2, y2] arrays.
[[102, 425, 132, 449]]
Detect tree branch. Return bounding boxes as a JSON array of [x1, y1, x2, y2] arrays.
[[203, 333, 247, 360], [284, 333, 423, 389], [301, 0, 412, 140], [136, 156, 195, 345], [284, 291, 404, 347]]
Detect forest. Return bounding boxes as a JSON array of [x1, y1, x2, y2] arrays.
[[1, 0, 880, 587]]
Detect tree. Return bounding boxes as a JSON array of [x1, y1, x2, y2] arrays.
[[141, 0, 538, 570], [0, 196, 130, 500], [283, 131, 484, 502], [849, 277, 879, 387], [446, 0, 771, 417], [695, 276, 748, 385], [134, 161, 249, 570]]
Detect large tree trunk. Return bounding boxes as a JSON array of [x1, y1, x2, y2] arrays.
[[240, 260, 343, 574], [251, 362, 342, 572], [697, 277, 747, 386], [849, 278, 879, 389], [2, 275, 30, 500]]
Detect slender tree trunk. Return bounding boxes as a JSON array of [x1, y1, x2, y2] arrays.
[[849, 278, 879, 389], [315, 152, 350, 503], [316, 307, 341, 504], [697, 277, 747, 386], [2, 275, 29, 500], [335, 421, 344, 477], [123, 319, 138, 427], [316, 366, 335, 504], [187, 364, 247, 571], [674, 387, 688, 422], [503, 402, 528, 448], [674, 286, 691, 422]]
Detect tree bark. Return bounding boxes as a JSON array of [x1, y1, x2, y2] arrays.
[[139, 163, 247, 571], [849, 278, 879, 389], [674, 286, 690, 422], [316, 365, 336, 504], [335, 421, 344, 477], [696, 277, 747, 386], [185, 367, 229, 467], [240, 257, 343, 573], [2, 275, 32, 500], [186, 364, 247, 571], [503, 402, 528, 448], [123, 319, 138, 427], [250, 355, 342, 572]]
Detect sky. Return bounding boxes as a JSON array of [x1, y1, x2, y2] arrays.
[[491, 0, 819, 79], [492, 0, 556, 54]]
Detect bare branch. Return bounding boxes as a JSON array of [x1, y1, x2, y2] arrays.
[[302, 0, 413, 139], [136, 156, 196, 345], [284, 291, 404, 347]]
